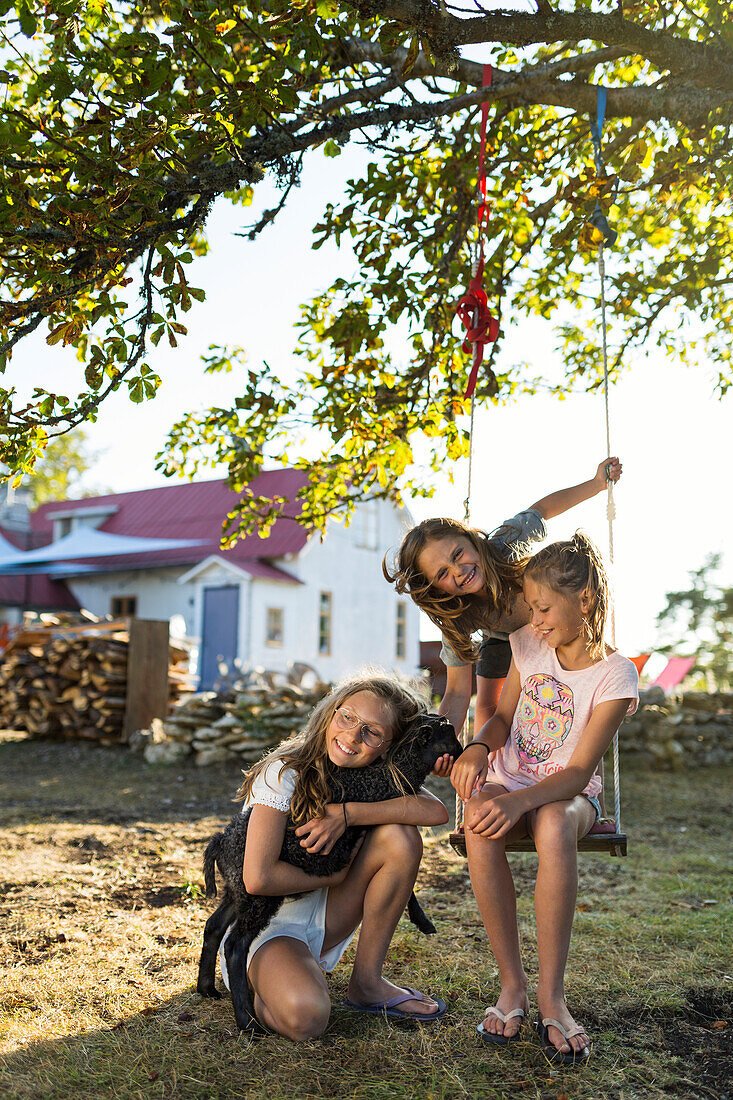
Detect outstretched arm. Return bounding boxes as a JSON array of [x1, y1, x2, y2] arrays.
[[438, 662, 473, 734], [450, 661, 522, 802], [531, 457, 622, 521]]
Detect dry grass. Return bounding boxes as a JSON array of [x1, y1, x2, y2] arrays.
[[0, 731, 730, 1099]]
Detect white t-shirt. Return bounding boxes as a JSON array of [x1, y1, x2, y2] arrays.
[[246, 759, 297, 814], [486, 625, 639, 798]]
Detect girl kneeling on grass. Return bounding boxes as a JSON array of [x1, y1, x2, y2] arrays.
[[219, 674, 449, 1040], [450, 533, 638, 1064]]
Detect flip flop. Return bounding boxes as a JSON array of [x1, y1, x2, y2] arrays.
[[477, 1006, 525, 1045], [537, 1017, 590, 1065], [344, 986, 447, 1022]]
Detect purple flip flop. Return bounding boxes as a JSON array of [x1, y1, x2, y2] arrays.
[[344, 986, 447, 1022]]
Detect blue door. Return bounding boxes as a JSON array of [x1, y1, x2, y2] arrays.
[[199, 585, 240, 690]]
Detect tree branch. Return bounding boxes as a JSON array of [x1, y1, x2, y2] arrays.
[[355, 1, 733, 90]]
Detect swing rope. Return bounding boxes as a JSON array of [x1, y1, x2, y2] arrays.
[[454, 64, 496, 834], [591, 86, 622, 836], [452, 85, 625, 849]]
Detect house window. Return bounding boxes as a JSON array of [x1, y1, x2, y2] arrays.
[[355, 501, 379, 550], [55, 517, 73, 540], [318, 592, 332, 656], [111, 596, 137, 618], [395, 602, 407, 660], [265, 607, 284, 647]]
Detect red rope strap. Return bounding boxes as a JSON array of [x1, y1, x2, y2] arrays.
[[455, 64, 500, 399]]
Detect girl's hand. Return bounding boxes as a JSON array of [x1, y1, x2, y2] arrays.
[[450, 744, 490, 802], [295, 803, 346, 855], [431, 753, 454, 778], [466, 791, 525, 838], [594, 456, 622, 490]]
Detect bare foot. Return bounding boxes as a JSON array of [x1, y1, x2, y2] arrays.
[[537, 998, 590, 1056], [480, 986, 530, 1040], [346, 976, 441, 1017]]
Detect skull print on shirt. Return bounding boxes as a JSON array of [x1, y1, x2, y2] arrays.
[[514, 673, 574, 766]]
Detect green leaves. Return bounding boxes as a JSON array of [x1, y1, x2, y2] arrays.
[[0, 0, 730, 535]]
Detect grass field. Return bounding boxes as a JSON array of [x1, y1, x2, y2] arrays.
[[0, 730, 730, 1099]]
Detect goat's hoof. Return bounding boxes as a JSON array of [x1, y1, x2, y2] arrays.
[[197, 984, 223, 1000]]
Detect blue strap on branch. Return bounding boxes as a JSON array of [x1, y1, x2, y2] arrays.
[[588, 86, 617, 247]]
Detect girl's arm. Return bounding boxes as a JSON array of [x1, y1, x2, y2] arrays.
[[295, 787, 449, 855], [531, 457, 621, 521], [465, 697, 632, 837], [432, 663, 473, 776], [450, 661, 522, 802], [243, 804, 362, 895], [438, 663, 473, 734]]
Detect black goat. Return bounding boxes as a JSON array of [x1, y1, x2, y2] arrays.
[[197, 712, 462, 1033]]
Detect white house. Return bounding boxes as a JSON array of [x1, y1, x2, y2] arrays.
[[19, 470, 420, 687]]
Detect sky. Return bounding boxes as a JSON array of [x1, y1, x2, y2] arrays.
[[7, 142, 730, 664]]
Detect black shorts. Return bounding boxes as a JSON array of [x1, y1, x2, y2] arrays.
[[476, 637, 512, 680]]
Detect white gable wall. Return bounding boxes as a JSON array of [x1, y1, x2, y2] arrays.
[[248, 499, 420, 679], [58, 498, 420, 683]]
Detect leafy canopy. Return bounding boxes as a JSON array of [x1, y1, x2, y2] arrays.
[[0, 0, 731, 536]]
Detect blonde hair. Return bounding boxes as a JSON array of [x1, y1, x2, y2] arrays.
[[524, 532, 611, 661], [235, 673, 427, 826], [383, 517, 532, 664]]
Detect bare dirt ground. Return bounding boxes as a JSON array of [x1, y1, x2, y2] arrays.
[[0, 730, 731, 1100]]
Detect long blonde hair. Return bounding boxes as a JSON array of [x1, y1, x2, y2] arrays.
[[524, 532, 611, 661], [383, 517, 532, 664], [236, 673, 427, 826]]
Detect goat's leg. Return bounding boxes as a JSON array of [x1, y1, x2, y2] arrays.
[[224, 929, 267, 1036], [406, 891, 437, 935], [197, 895, 236, 998]]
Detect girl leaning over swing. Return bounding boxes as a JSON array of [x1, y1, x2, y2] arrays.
[[451, 533, 638, 1063], [219, 673, 449, 1040], [383, 458, 623, 750]]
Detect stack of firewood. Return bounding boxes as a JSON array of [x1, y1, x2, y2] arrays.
[[0, 619, 193, 743]]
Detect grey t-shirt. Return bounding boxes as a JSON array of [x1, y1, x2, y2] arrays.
[[439, 508, 547, 668]]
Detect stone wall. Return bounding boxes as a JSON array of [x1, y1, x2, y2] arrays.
[[132, 668, 330, 767], [621, 689, 733, 768]]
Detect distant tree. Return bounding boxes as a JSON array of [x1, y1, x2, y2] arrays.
[[656, 555, 733, 691], [26, 428, 105, 507]]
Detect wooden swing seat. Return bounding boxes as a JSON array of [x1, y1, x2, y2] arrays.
[[448, 826, 627, 858]]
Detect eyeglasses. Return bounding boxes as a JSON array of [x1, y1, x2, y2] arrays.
[[334, 707, 387, 750]]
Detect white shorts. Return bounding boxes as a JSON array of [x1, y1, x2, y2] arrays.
[[218, 887, 355, 990]]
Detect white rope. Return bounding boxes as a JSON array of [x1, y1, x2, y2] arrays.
[[598, 242, 622, 834], [456, 300, 480, 832]]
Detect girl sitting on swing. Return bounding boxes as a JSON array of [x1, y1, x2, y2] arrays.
[[383, 457, 622, 752], [450, 534, 638, 1062]]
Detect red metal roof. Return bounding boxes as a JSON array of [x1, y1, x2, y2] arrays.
[[30, 470, 313, 574], [0, 526, 80, 610]]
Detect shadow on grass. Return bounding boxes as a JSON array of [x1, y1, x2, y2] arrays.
[[1, 983, 731, 1100]]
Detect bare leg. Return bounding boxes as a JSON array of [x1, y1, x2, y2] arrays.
[[324, 824, 441, 1017], [465, 783, 530, 1039], [247, 937, 331, 1041], [531, 796, 596, 1056], [474, 675, 504, 738]]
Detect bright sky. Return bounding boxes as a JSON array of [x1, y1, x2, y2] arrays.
[[7, 144, 730, 662]]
